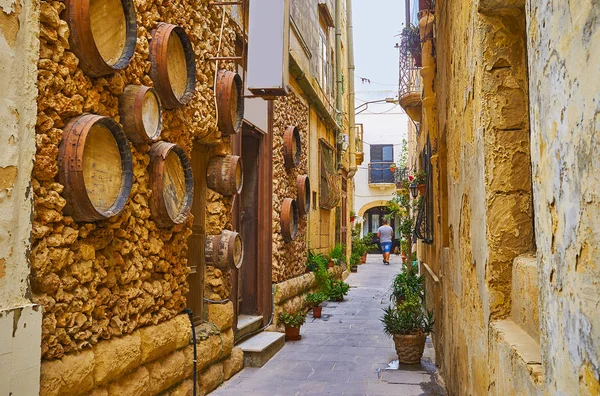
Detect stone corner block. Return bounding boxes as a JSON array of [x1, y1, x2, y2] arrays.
[[207, 302, 234, 331], [139, 314, 191, 364], [40, 349, 95, 396], [93, 332, 142, 386]]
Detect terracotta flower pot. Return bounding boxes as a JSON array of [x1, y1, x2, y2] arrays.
[[361, 253, 367, 264], [417, 184, 426, 195], [393, 333, 427, 364], [285, 326, 301, 341], [328, 260, 334, 268], [312, 306, 322, 318], [401, 254, 407, 263], [350, 216, 355, 222]]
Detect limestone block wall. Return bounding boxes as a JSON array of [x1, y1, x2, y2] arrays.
[[526, 0, 600, 393], [272, 92, 309, 283]]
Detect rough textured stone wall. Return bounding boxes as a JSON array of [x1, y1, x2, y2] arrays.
[[32, 0, 239, 361], [422, 1, 542, 395], [272, 92, 309, 283], [526, 0, 600, 393]]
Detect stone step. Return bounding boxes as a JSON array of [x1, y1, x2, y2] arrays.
[[235, 314, 263, 341], [238, 331, 285, 367]]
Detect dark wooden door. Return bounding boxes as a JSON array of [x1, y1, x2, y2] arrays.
[[239, 132, 260, 315]]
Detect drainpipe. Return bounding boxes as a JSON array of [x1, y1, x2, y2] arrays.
[[347, 0, 357, 177], [335, 0, 343, 168]]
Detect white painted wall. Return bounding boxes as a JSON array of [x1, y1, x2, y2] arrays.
[[353, 109, 408, 234]]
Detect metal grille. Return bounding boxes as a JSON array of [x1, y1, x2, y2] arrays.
[[414, 138, 434, 244], [398, 41, 422, 98], [368, 162, 395, 184]]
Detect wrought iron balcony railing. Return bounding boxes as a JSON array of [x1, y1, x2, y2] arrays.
[[368, 162, 395, 184]]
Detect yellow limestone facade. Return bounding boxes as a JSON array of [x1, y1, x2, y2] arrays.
[[408, 0, 600, 394]]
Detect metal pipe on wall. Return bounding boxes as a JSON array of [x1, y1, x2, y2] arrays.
[[335, 0, 343, 169], [347, 0, 357, 176]]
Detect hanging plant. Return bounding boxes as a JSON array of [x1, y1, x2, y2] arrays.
[[400, 25, 422, 67]]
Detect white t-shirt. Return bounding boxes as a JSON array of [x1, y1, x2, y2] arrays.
[[377, 225, 394, 243]]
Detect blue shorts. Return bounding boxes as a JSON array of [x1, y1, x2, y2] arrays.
[[381, 242, 392, 253]]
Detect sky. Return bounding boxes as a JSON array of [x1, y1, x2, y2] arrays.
[[352, 0, 409, 149]]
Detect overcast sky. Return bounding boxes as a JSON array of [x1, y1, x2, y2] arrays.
[[353, 0, 409, 149]]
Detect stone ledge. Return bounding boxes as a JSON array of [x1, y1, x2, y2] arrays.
[[490, 319, 543, 385], [510, 254, 539, 340]]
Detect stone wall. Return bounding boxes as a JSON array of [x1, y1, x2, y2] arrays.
[[417, 0, 600, 394], [40, 312, 243, 396], [272, 92, 309, 283], [526, 0, 600, 393], [0, 0, 44, 393], [32, 0, 238, 361], [31, 0, 245, 393]]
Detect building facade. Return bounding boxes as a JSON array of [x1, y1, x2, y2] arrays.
[[400, 0, 600, 394], [0, 0, 354, 394]]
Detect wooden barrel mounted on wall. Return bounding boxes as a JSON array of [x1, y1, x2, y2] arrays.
[[205, 230, 244, 269], [148, 142, 194, 227], [119, 85, 163, 144], [283, 126, 301, 169], [65, 0, 137, 77], [58, 114, 133, 222], [149, 23, 196, 109], [216, 69, 244, 136], [281, 198, 299, 242], [206, 155, 243, 196], [296, 175, 310, 215]]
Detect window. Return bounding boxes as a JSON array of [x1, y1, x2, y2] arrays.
[[370, 144, 394, 162], [318, 25, 328, 91], [319, 139, 340, 210], [369, 144, 395, 184]]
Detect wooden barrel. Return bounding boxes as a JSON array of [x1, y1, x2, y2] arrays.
[[206, 155, 243, 196], [58, 114, 133, 222], [283, 126, 301, 169], [64, 0, 137, 77], [216, 69, 244, 136], [119, 85, 163, 144], [205, 230, 244, 269], [281, 198, 298, 242], [148, 142, 194, 227], [149, 23, 196, 109], [296, 175, 310, 215]]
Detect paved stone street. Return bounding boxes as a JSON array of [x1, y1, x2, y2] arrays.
[[212, 255, 447, 396]]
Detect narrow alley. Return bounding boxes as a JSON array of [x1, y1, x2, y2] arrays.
[[213, 255, 446, 396]]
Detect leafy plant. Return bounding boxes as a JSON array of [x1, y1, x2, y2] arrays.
[[400, 24, 422, 61], [350, 252, 361, 266], [381, 292, 434, 336], [306, 250, 329, 272], [329, 244, 346, 266], [328, 279, 350, 301], [390, 270, 424, 304], [413, 171, 427, 185], [279, 311, 306, 328], [305, 292, 328, 308]]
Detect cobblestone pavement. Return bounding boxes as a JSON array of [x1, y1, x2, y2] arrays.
[[212, 254, 447, 396]]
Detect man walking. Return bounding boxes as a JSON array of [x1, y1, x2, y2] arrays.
[[377, 219, 394, 265]]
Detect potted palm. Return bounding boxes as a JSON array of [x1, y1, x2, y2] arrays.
[[381, 292, 434, 364], [279, 311, 306, 341], [306, 292, 327, 318]]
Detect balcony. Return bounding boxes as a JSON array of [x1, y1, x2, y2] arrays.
[[368, 162, 395, 186]]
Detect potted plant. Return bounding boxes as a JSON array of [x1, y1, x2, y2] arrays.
[[328, 279, 350, 302], [306, 292, 327, 318], [390, 269, 424, 306], [400, 25, 422, 67], [350, 252, 361, 272], [279, 311, 306, 341], [381, 292, 434, 364], [350, 210, 356, 223], [413, 171, 427, 196], [390, 163, 397, 173], [329, 244, 346, 268]]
